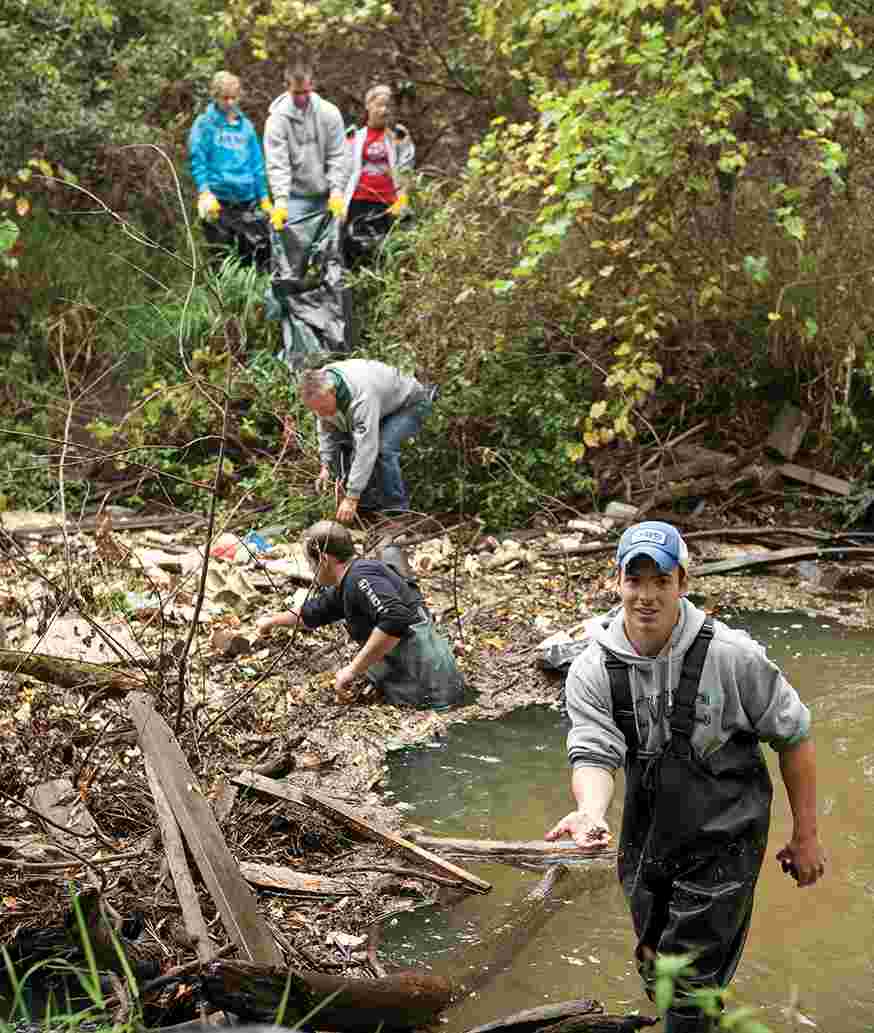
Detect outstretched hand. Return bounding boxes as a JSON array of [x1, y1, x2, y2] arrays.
[[545, 811, 612, 850]]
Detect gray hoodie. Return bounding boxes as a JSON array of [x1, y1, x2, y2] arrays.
[[317, 359, 428, 497], [263, 92, 347, 205], [565, 598, 810, 772]]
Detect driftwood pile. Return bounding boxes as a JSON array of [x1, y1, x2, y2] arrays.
[[1, 690, 644, 1033], [594, 405, 857, 527]]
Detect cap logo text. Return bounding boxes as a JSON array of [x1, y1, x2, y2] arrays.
[[631, 529, 667, 545]]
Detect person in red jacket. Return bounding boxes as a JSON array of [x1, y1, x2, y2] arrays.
[[341, 84, 415, 264]]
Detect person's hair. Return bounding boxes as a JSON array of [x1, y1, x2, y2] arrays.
[[304, 520, 355, 563], [210, 71, 241, 100], [365, 84, 392, 106], [285, 55, 314, 82], [298, 369, 335, 402]]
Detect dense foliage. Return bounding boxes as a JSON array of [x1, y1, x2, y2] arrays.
[[4, 0, 874, 531]]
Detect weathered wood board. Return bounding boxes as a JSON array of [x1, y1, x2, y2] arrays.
[[694, 545, 874, 577], [239, 862, 355, 896], [777, 463, 852, 497], [302, 789, 492, 894], [231, 770, 306, 805], [145, 757, 214, 962], [129, 693, 281, 965]]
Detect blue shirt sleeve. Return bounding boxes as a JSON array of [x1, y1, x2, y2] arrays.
[[188, 113, 212, 194]]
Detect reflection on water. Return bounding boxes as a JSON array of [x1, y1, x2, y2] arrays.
[[383, 611, 874, 1033]]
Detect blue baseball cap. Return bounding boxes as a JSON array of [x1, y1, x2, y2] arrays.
[[616, 520, 689, 573]]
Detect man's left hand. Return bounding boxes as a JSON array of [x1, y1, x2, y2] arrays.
[[334, 664, 359, 702], [336, 496, 358, 524], [776, 836, 826, 887]]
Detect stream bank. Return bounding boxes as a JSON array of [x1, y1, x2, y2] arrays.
[[1, 511, 871, 1028]]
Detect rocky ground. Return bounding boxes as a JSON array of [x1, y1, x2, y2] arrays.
[[1, 504, 871, 1026]]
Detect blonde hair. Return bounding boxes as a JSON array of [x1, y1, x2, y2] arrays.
[[210, 71, 241, 100], [365, 84, 392, 106]]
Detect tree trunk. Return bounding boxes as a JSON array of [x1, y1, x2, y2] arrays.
[[0, 648, 148, 694], [438, 864, 584, 1005], [199, 960, 453, 1032]]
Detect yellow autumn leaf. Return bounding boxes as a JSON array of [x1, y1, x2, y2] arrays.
[[16, 198, 30, 217]]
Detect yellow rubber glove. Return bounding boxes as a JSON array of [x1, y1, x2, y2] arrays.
[[260, 197, 272, 214], [271, 206, 288, 231], [327, 191, 345, 220], [197, 191, 220, 222], [388, 192, 409, 217]]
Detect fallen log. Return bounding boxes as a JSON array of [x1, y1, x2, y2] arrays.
[[539, 1015, 658, 1033], [695, 545, 874, 577], [438, 864, 581, 1005], [0, 648, 149, 694], [199, 960, 453, 1032], [461, 1000, 604, 1033], [462, 1002, 657, 1033]]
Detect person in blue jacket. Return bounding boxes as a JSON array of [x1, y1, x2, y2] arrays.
[[188, 70, 272, 269]]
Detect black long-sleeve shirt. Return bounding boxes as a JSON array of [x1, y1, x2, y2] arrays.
[[300, 559, 423, 644]]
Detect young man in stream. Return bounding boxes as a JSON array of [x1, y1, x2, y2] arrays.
[[255, 520, 463, 709], [545, 520, 826, 1033]]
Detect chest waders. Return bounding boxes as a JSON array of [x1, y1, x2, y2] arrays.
[[356, 563, 465, 710], [604, 619, 773, 1033]]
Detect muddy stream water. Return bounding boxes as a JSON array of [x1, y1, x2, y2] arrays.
[[382, 610, 874, 1033]]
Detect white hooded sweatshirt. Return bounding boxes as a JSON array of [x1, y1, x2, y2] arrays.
[[565, 598, 810, 772]]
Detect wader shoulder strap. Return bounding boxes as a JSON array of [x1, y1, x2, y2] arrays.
[[670, 617, 714, 740], [603, 616, 715, 749], [603, 649, 637, 749]]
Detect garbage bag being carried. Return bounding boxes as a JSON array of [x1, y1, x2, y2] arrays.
[[265, 210, 354, 371], [207, 203, 272, 272]]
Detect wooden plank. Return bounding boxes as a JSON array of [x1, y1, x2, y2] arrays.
[[28, 778, 97, 854], [410, 835, 616, 863], [231, 770, 306, 805], [145, 757, 214, 962], [301, 789, 492, 894], [694, 545, 874, 577], [129, 693, 282, 965], [777, 463, 852, 497], [239, 862, 355, 896]]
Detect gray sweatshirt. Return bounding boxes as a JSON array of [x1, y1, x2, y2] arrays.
[[565, 598, 810, 772], [263, 92, 347, 205], [317, 360, 427, 497]]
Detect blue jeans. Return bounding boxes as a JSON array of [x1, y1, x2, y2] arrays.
[[339, 397, 432, 513], [286, 195, 328, 247]]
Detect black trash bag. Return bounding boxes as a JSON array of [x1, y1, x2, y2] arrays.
[[343, 207, 393, 267], [267, 211, 354, 371], [207, 203, 271, 271]]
